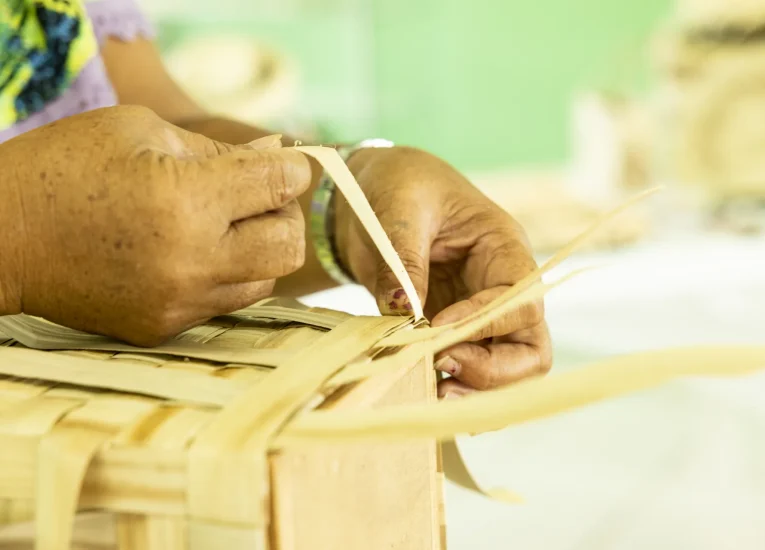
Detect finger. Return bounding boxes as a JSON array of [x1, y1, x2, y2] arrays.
[[435, 341, 544, 390], [213, 200, 306, 283], [431, 286, 544, 340], [181, 280, 277, 331], [202, 280, 276, 317], [436, 378, 476, 399], [462, 220, 537, 293], [124, 280, 276, 347], [247, 134, 283, 150], [164, 124, 280, 158], [434, 323, 552, 390], [372, 200, 438, 315], [189, 147, 312, 222]]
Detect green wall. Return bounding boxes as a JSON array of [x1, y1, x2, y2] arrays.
[[371, 0, 673, 171], [149, 0, 673, 172]]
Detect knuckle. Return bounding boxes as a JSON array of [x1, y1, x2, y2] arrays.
[[268, 161, 292, 207], [264, 152, 311, 208], [210, 140, 238, 157]]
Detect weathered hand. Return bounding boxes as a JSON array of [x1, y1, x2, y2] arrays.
[[0, 106, 311, 345], [336, 146, 552, 397]]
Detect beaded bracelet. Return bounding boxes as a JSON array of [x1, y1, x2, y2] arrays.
[[310, 139, 394, 286]]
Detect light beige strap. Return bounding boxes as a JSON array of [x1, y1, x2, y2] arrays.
[[331, 279, 567, 388], [0, 347, 244, 407], [0, 315, 290, 367], [35, 396, 157, 550], [275, 346, 765, 446], [296, 146, 424, 320], [441, 440, 523, 503]]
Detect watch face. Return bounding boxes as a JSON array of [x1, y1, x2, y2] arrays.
[[339, 139, 394, 161], [358, 139, 395, 150]]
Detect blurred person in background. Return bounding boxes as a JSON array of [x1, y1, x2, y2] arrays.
[[0, 0, 550, 397]]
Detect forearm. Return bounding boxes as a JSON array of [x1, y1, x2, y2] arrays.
[[177, 116, 337, 297], [0, 152, 24, 316]]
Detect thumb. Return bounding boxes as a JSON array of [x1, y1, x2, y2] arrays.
[[373, 205, 433, 315], [246, 134, 283, 150], [201, 133, 284, 155], [163, 125, 283, 158]]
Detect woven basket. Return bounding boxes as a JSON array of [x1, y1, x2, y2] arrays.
[[0, 298, 444, 550]]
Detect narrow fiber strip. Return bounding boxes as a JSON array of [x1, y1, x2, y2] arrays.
[[296, 146, 424, 320], [0, 315, 290, 367], [276, 347, 765, 445], [0, 347, 243, 407]]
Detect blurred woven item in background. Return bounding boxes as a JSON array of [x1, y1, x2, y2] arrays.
[[652, 0, 765, 232], [469, 92, 656, 254], [475, 171, 651, 254], [162, 34, 320, 141]]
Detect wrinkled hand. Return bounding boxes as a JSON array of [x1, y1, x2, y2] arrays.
[[336, 146, 552, 397], [0, 106, 311, 345]]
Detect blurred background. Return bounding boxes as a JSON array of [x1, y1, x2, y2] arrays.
[[137, 0, 765, 548], [138, 0, 765, 250]]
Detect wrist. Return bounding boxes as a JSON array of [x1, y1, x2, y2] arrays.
[[332, 186, 353, 280], [311, 139, 394, 286]]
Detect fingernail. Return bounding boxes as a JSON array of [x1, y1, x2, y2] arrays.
[[380, 288, 413, 315], [442, 392, 461, 401], [434, 356, 461, 377], [247, 134, 283, 149]]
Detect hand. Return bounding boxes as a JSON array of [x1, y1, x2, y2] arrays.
[[336, 146, 552, 397], [0, 106, 311, 346]]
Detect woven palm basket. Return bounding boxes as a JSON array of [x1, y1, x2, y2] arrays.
[[0, 298, 446, 550]]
